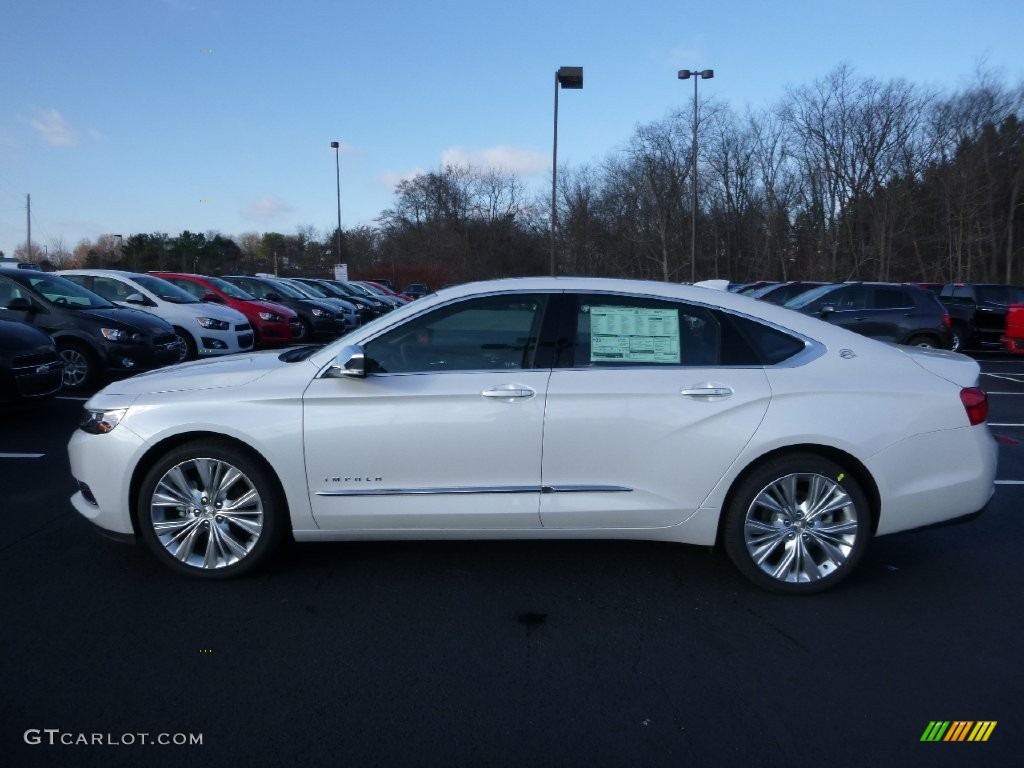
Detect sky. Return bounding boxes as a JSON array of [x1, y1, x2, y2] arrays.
[[2, 0, 1022, 259]]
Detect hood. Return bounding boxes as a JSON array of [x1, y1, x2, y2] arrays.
[[79, 306, 173, 333], [898, 345, 980, 388], [0, 318, 55, 351], [191, 302, 248, 323], [101, 349, 286, 395], [251, 298, 296, 318]]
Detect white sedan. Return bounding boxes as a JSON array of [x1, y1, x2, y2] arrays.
[[68, 277, 997, 593]]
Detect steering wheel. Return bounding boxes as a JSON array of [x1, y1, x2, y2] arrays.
[[53, 297, 70, 306]]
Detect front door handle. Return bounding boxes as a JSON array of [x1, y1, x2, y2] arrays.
[[482, 384, 536, 401], [680, 385, 733, 399]]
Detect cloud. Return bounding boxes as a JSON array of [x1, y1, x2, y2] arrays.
[[31, 108, 79, 145], [241, 197, 295, 222], [376, 168, 427, 189], [440, 145, 549, 175]]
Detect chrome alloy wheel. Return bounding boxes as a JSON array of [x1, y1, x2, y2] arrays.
[[60, 347, 91, 389], [148, 456, 265, 570], [742, 472, 860, 584]]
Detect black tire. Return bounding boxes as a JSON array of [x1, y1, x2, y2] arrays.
[[723, 453, 872, 594], [172, 327, 198, 362], [296, 317, 313, 342], [136, 440, 287, 578], [58, 342, 99, 391]]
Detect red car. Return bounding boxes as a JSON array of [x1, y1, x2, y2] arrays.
[[1003, 304, 1024, 354], [151, 272, 300, 347]]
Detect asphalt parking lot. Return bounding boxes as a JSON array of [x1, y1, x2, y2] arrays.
[[2, 353, 1022, 767]]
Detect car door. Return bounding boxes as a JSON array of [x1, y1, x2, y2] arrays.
[[540, 293, 774, 530], [303, 292, 553, 531]]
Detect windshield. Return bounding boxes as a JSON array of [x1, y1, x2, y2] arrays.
[[19, 272, 115, 309], [294, 280, 329, 298], [205, 276, 256, 300], [132, 274, 200, 304], [785, 283, 840, 310], [265, 279, 306, 299]]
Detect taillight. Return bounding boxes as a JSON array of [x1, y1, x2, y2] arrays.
[[942, 313, 952, 329], [960, 387, 988, 425]]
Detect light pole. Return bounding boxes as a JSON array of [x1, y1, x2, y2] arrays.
[[330, 141, 342, 270], [551, 66, 583, 275], [113, 234, 124, 270], [677, 68, 713, 283]]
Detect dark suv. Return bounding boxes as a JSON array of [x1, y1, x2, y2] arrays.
[[785, 282, 954, 349], [0, 268, 180, 390]]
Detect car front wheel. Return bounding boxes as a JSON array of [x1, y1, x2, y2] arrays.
[[58, 343, 98, 391], [137, 440, 286, 578], [723, 454, 871, 594]]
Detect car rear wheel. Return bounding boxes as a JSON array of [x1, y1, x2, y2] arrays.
[[137, 440, 286, 578], [906, 334, 939, 348], [58, 342, 98, 391], [723, 454, 871, 594]]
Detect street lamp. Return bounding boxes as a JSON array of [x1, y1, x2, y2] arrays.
[[113, 234, 124, 269], [551, 66, 583, 275], [330, 141, 342, 274], [677, 68, 713, 283]]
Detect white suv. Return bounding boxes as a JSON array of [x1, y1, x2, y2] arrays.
[[59, 269, 254, 362]]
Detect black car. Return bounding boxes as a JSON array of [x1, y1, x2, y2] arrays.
[[0, 318, 64, 402], [0, 268, 181, 391], [220, 275, 355, 340], [402, 282, 432, 299], [785, 282, 954, 348], [289, 278, 388, 323]]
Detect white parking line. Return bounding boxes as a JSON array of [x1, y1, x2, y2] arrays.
[[995, 480, 1024, 485], [0, 453, 44, 458], [987, 392, 1024, 395], [989, 423, 1024, 427], [982, 373, 1024, 383]]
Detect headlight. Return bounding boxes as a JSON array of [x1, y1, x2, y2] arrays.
[[258, 312, 283, 322], [79, 408, 128, 434], [311, 308, 329, 318], [197, 317, 230, 330], [100, 327, 142, 343]]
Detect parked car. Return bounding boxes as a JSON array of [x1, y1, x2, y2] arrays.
[[938, 283, 1024, 351], [59, 269, 254, 362], [68, 277, 995, 593], [748, 281, 828, 305], [151, 272, 300, 347], [402, 282, 432, 299], [288, 278, 387, 323], [1002, 304, 1024, 354], [784, 282, 954, 348], [0, 318, 64, 402], [220, 275, 356, 340], [355, 280, 411, 302], [0, 268, 181, 391], [345, 280, 405, 309]]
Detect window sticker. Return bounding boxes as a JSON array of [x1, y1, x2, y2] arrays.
[[590, 306, 680, 363]]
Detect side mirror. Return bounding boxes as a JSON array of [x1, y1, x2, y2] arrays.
[[323, 344, 367, 379], [124, 293, 150, 306], [819, 304, 836, 317], [6, 297, 35, 312], [202, 292, 224, 303]]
